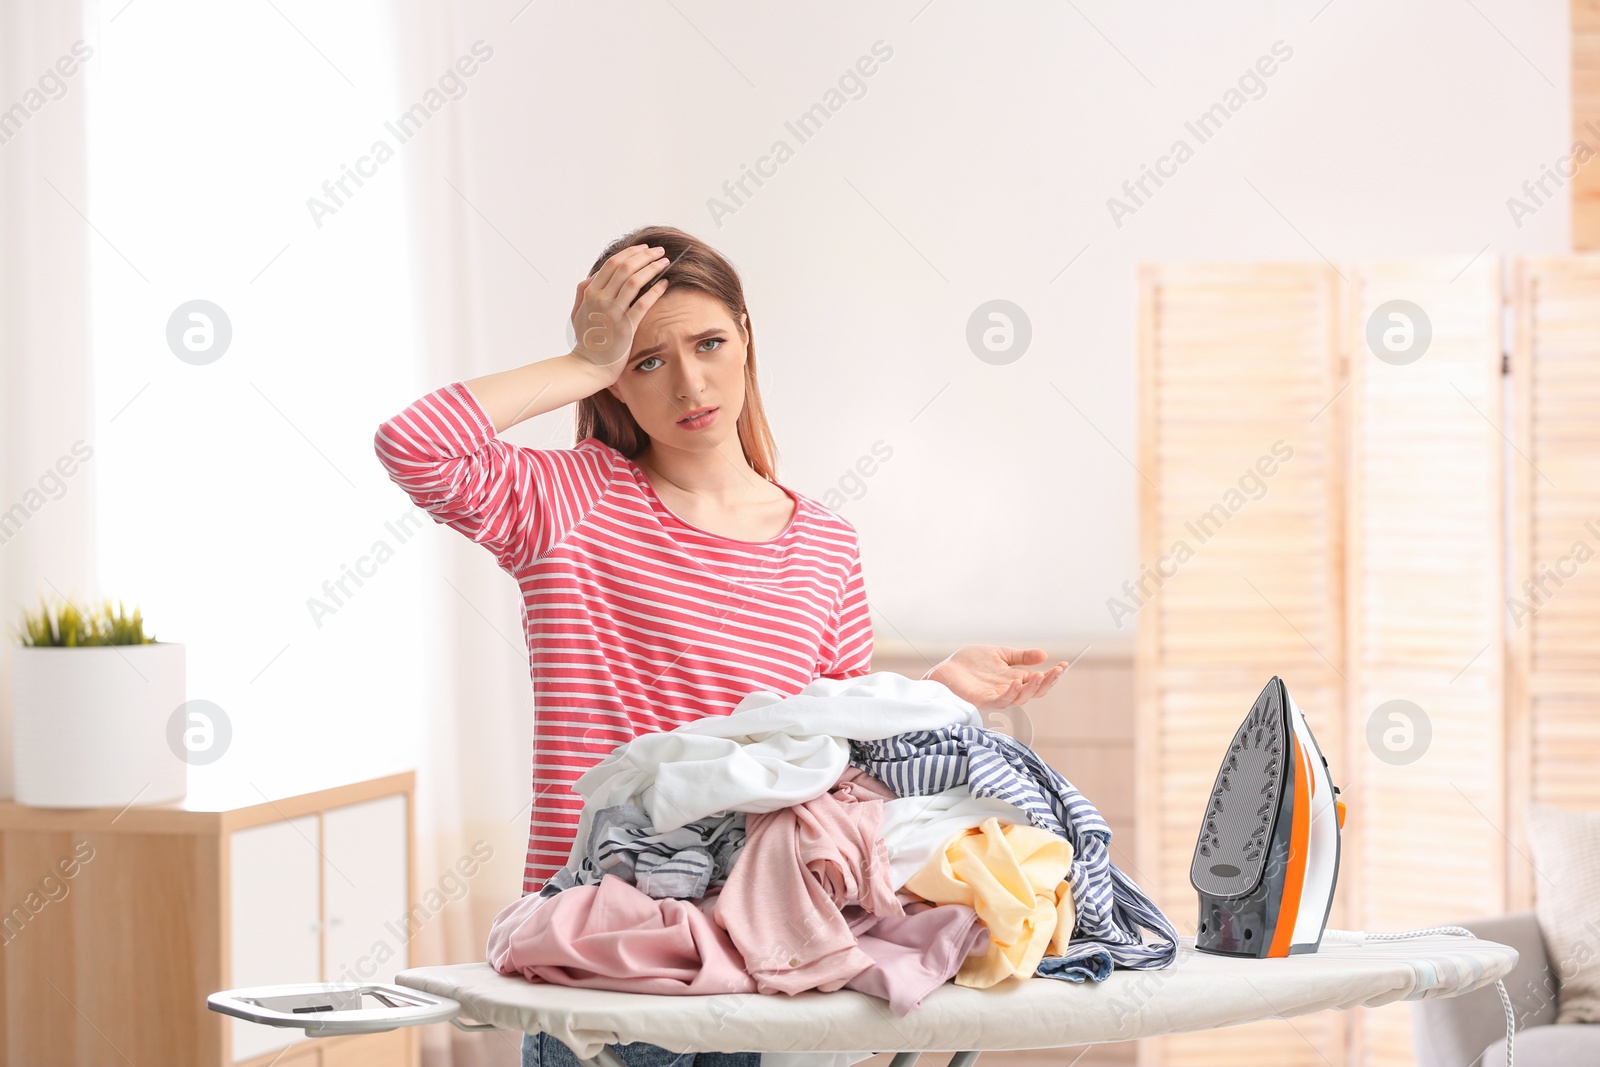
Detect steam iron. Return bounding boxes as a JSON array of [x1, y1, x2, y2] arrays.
[[1191, 676, 1344, 957]]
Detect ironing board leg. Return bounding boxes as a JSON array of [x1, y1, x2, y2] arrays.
[[884, 1053, 980, 1067]]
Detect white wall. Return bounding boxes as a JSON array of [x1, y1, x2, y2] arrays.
[[437, 0, 1571, 643], [67, 0, 1572, 810]]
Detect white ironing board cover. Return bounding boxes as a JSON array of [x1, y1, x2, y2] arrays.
[[394, 935, 1515, 1058]]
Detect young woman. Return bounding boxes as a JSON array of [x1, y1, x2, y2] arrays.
[[375, 226, 1068, 1067]]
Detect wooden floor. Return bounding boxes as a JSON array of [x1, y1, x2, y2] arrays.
[[868, 640, 1138, 1067]]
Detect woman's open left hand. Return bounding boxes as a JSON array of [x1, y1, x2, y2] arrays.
[[922, 645, 1069, 711]]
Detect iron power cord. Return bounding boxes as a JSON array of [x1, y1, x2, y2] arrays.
[[1321, 926, 1514, 1067]]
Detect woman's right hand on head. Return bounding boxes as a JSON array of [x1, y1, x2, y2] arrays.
[[569, 243, 672, 387]]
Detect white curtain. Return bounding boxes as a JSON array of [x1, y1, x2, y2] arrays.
[[354, 4, 720, 1062], [2, 1, 528, 1063], [387, 4, 540, 1064], [0, 1, 98, 800]]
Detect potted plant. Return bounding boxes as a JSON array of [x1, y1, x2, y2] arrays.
[[11, 597, 186, 808]]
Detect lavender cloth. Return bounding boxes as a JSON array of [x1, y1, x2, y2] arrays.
[[487, 873, 757, 995], [486, 874, 986, 1014], [841, 898, 991, 1015], [710, 767, 903, 995]]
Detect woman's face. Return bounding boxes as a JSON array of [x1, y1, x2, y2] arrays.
[[607, 287, 749, 449]]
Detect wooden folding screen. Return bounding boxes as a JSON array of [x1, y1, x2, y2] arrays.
[[1574, 4, 1600, 249], [1507, 258, 1600, 909], [1136, 260, 1506, 1067], [1135, 263, 1348, 1067], [1342, 259, 1506, 1065]]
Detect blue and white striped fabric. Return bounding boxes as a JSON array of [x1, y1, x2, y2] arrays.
[[849, 726, 1178, 977]]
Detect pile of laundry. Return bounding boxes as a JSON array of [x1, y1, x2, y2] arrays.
[[487, 671, 1177, 1015]]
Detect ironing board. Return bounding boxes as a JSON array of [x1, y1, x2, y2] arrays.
[[379, 932, 1514, 1060]]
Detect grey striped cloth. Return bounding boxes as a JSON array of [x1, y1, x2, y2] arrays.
[[539, 804, 746, 900], [849, 726, 1177, 977]]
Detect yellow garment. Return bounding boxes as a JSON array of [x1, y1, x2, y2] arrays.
[[903, 817, 1076, 988]]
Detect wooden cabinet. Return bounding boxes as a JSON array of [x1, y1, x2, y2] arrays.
[[322, 795, 409, 987], [0, 772, 416, 1067], [230, 815, 323, 1062]]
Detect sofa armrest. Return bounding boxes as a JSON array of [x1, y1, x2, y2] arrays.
[[1410, 911, 1555, 1067]]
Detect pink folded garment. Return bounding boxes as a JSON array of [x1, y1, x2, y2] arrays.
[[486, 873, 757, 995], [712, 766, 903, 995], [843, 898, 991, 1015]]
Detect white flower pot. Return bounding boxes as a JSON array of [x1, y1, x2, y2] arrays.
[[11, 642, 187, 808]]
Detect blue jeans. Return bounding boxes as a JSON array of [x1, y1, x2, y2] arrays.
[[521, 1031, 760, 1067]]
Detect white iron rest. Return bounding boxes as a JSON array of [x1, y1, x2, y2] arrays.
[[207, 982, 472, 1037]]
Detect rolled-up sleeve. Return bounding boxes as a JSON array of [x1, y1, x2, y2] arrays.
[[373, 382, 613, 571]]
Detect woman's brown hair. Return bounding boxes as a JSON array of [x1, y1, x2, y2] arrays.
[[573, 226, 780, 482]]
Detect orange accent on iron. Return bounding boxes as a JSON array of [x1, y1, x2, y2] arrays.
[[1268, 732, 1311, 957]]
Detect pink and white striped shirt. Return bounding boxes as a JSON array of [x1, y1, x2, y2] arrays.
[[374, 382, 874, 893]]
